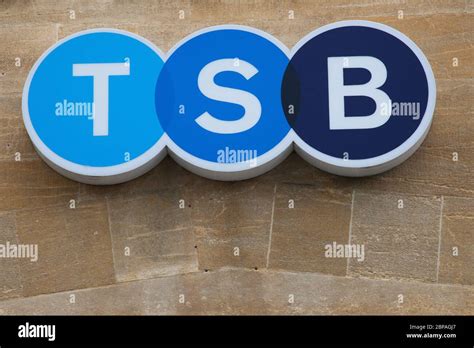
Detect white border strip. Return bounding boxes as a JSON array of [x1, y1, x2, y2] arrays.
[[22, 21, 436, 183], [22, 28, 168, 181], [290, 21, 436, 175]]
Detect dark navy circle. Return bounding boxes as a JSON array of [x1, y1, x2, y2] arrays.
[[282, 25, 429, 160]]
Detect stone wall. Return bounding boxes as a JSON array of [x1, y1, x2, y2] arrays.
[[0, 0, 472, 314]]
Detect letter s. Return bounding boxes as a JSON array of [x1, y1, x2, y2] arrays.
[[196, 58, 261, 134]]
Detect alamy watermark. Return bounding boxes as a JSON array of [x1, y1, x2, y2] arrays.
[[217, 146, 258, 167], [55, 99, 94, 119], [325, 242, 365, 262], [0, 241, 38, 262], [18, 322, 55, 341], [381, 101, 421, 120]]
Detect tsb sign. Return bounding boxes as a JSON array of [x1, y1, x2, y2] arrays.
[[22, 21, 436, 184]]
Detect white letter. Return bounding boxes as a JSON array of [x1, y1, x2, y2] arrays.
[[324, 244, 332, 258], [73, 63, 130, 136], [328, 56, 391, 130], [49, 325, 56, 342], [196, 59, 261, 134], [18, 325, 26, 338]]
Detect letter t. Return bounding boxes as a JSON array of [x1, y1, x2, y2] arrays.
[[73, 63, 130, 136]]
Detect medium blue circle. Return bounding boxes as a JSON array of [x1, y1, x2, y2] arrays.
[[156, 28, 291, 164], [28, 31, 165, 167], [282, 25, 429, 160]]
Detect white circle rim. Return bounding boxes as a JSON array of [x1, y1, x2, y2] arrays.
[[162, 24, 295, 175], [289, 20, 436, 170], [22, 28, 168, 177], [22, 22, 436, 180]]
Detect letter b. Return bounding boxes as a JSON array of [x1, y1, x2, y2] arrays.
[[327, 56, 391, 130]]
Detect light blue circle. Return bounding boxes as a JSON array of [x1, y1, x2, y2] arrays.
[[27, 30, 165, 167], [156, 27, 291, 165]]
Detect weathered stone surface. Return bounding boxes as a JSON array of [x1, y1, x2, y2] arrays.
[[0, 23, 56, 95], [438, 196, 474, 285], [0, 212, 22, 300], [56, 14, 473, 80], [259, 151, 319, 184], [0, 269, 472, 315], [0, 96, 37, 161], [349, 191, 442, 282], [1, 0, 471, 26], [14, 198, 115, 297], [377, 14, 473, 80], [107, 190, 198, 282], [190, 179, 274, 270], [0, 0, 193, 25], [268, 183, 352, 275], [78, 156, 194, 201], [260, 270, 474, 315], [0, 160, 78, 212], [0, 0, 472, 315], [189, 0, 472, 24], [58, 22, 139, 40]]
